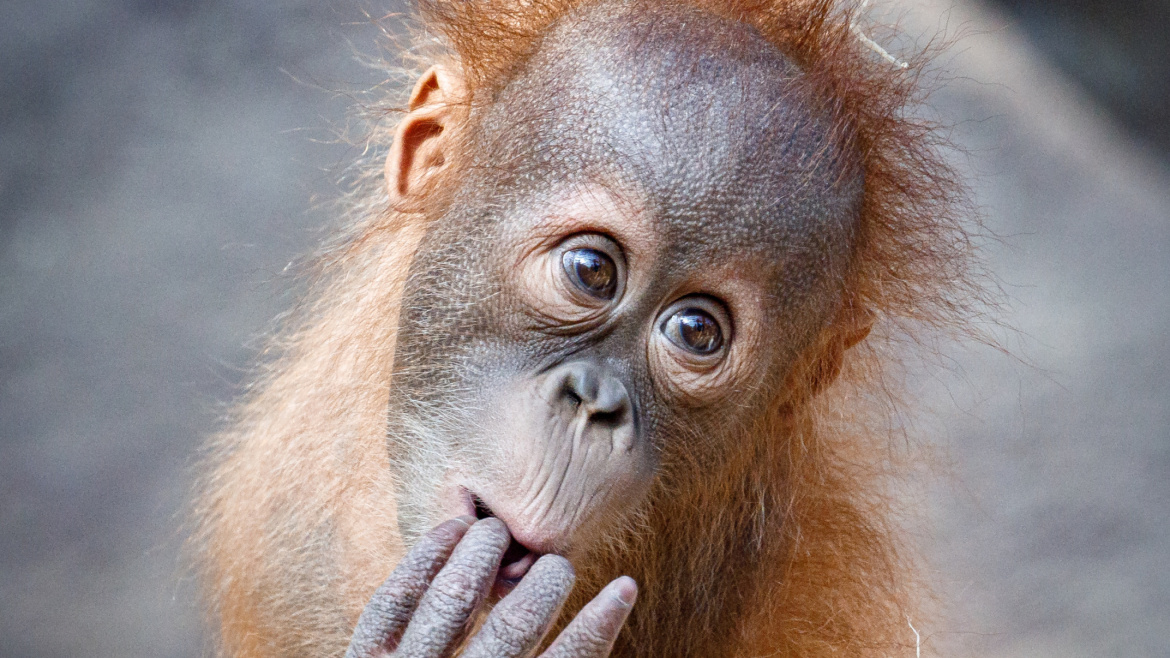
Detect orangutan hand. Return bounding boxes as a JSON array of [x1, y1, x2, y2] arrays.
[[345, 517, 637, 658]]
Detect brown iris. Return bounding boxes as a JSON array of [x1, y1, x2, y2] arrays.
[[663, 308, 723, 354], [562, 248, 618, 300]]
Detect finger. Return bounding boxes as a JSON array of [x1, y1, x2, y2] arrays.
[[345, 517, 475, 658], [541, 576, 636, 658], [460, 555, 576, 658], [393, 517, 511, 657]]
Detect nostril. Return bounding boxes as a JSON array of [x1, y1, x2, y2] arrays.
[[564, 387, 583, 408], [561, 363, 597, 409], [589, 406, 627, 427]]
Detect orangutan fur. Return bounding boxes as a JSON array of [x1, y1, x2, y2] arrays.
[[192, 0, 983, 656]]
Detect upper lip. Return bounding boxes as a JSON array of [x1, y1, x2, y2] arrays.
[[470, 493, 543, 580]]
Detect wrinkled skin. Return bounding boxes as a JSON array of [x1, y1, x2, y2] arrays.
[[349, 1, 863, 654], [346, 518, 635, 658]]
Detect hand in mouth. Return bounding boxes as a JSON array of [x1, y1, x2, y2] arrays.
[[472, 494, 541, 594]]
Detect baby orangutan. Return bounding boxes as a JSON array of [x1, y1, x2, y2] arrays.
[[196, 1, 979, 656]]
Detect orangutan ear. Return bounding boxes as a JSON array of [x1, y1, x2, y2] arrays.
[[808, 305, 875, 396], [385, 66, 467, 210], [838, 305, 874, 351]]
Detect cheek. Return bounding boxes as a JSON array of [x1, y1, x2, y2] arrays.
[[387, 343, 529, 453], [392, 274, 529, 399]]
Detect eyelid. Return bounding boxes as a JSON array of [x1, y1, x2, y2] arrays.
[[557, 232, 625, 260]]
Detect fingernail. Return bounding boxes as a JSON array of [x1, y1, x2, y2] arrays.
[[609, 576, 637, 607]]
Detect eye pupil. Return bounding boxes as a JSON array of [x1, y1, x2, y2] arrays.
[[563, 248, 617, 299], [666, 308, 723, 354]]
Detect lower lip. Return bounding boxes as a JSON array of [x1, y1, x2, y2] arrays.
[[499, 543, 538, 579], [493, 549, 538, 596]]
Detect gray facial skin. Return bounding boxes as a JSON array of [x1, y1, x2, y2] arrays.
[[352, 3, 862, 656]]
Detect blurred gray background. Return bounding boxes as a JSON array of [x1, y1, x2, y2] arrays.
[[1, 0, 1167, 656]]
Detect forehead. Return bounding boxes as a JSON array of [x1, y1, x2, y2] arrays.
[[477, 1, 863, 273]]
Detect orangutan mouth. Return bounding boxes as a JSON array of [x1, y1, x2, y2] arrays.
[[472, 494, 540, 586]]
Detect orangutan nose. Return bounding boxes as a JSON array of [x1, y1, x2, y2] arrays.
[[545, 358, 636, 440], [559, 361, 631, 421]]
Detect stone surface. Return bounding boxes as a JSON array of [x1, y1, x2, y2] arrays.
[[902, 1, 1170, 655], [0, 1, 383, 654]]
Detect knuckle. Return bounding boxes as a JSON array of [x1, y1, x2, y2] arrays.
[[373, 581, 418, 605], [580, 625, 609, 647], [493, 604, 544, 639], [569, 618, 609, 647], [363, 597, 412, 626], [536, 553, 573, 573], [426, 577, 481, 614], [516, 583, 564, 612], [529, 557, 575, 591], [450, 537, 507, 568], [437, 562, 489, 592], [481, 623, 529, 655], [406, 533, 448, 559], [398, 547, 439, 571], [538, 553, 572, 570], [559, 611, 616, 652], [470, 614, 535, 657]]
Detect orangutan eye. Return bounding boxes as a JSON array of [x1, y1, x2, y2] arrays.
[[661, 307, 724, 355], [562, 248, 618, 300]]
